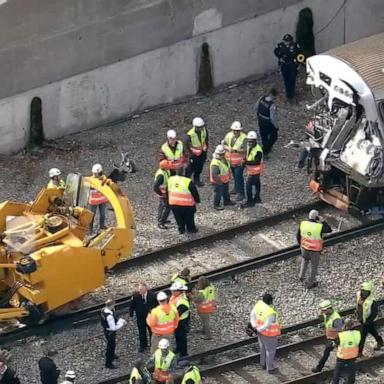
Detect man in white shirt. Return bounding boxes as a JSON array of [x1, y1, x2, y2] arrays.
[[100, 299, 127, 369]]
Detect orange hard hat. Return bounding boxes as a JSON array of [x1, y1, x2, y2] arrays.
[[159, 160, 170, 170]]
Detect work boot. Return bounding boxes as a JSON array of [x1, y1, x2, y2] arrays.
[[187, 227, 199, 233], [235, 194, 244, 201], [374, 340, 384, 350], [305, 281, 319, 289], [214, 206, 224, 211], [178, 228, 186, 234], [158, 223, 168, 230], [311, 366, 322, 373], [230, 188, 236, 195], [224, 200, 236, 206], [240, 201, 254, 209], [105, 364, 118, 369], [253, 197, 262, 204]]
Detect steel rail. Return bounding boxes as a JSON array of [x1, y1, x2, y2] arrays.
[[1, 210, 382, 345]]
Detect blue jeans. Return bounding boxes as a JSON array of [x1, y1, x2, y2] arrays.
[[246, 175, 260, 202], [213, 183, 230, 207], [89, 203, 106, 232], [231, 166, 245, 195], [332, 359, 356, 384]]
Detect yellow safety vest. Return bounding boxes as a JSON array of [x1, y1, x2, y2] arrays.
[[168, 176, 195, 206], [129, 367, 142, 384], [171, 274, 189, 286], [246, 144, 264, 176], [337, 330, 361, 360], [161, 141, 184, 161], [254, 300, 281, 337], [224, 132, 247, 166], [154, 349, 175, 382], [170, 293, 190, 321], [300, 221, 323, 251], [148, 305, 178, 335], [155, 168, 170, 197], [181, 366, 202, 384], [357, 293, 375, 323], [197, 285, 216, 314], [47, 179, 65, 189], [209, 158, 230, 184], [323, 311, 341, 340], [187, 127, 207, 156]]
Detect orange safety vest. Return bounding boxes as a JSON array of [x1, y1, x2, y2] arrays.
[[254, 300, 281, 337], [324, 311, 342, 340], [196, 285, 216, 314], [161, 141, 186, 171], [146, 304, 179, 336], [88, 189, 108, 205], [246, 144, 264, 176], [336, 330, 361, 360], [300, 221, 323, 252], [209, 158, 230, 184], [168, 176, 195, 207], [187, 127, 207, 156], [224, 132, 246, 166], [153, 349, 175, 382]]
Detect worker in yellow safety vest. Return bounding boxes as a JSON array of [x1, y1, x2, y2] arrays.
[[356, 281, 383, 354], [241, 131, 264, 208], [129, 359, 151, 384], [297, 209, 332, 289], [169, 283, 190, 357], [178, 360, 202, 384], [154, 160, 172, 230], [47, 168, 65, 189], [312, 300, 343, 373], [194, 276, 216, 340], [147, 338, 177, 384], [222, 121, 247, 201], [250, 293, 281, 374], [185, 117, 208, 187], [168, 170, 200, 234], [146, 291, 179, 354], [332, 318, 361, 384], [88, 163, 109, 233], [160, 130, 187, 175], [209, 145, 236, 211]]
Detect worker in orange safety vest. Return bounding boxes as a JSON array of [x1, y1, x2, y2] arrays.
[[160, 130, 188, 175]]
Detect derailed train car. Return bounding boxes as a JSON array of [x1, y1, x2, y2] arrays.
[[304, 33, 384, 211]]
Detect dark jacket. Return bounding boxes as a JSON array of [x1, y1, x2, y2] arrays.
[[0, 367, 20, 384], [129, 290, 157, 319], [274, 41, 301, 67], [38, 357, 60, 384], [357, 298, 379, 324]]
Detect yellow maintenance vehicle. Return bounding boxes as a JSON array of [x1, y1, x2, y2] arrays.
[[0, 157, 135, 333]]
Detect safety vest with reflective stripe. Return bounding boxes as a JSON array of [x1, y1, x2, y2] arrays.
[[246, 144, 264, 176], [254, 300, 281, 337], [168, 176, 195, 207], [187, 127, 207, 156], [129, 367, 142, 384], [300, 221, 323, 251], [88, 189, 108, 205], [337, 330, 361, 360], [357, 292, 375, 323], [171, 274, 189, 286], [181, 366, 202, 384], [147, 304, 179, 335], [153, 349, 175, 382], [323, 311, 341, 340], [161, 141, 186, 170], [209, 158, 230, 184], [169, 293, 190, 321], [197, 284, 216, 314], [155, 169, 170, 198], [224, 132, 247, 166], [47, 179, 65, 189]]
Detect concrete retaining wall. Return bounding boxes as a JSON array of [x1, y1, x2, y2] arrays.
[[1, 0, 383, 154]]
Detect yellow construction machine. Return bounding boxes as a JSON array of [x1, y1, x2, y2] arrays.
[[0, 157, 135, 333]]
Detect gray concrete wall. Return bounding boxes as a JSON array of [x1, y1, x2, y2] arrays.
[[0, 0, 384, 154]]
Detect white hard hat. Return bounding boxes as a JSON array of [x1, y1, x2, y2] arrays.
[[192, 117, 205, 128], [247, 131, 258, 140], [309, 209, 319, 220], [158, 338, 170, 349], [49, 168, 61, 178], [214, 145, 226, 155], [231, 121, 242, 131], [170, 282, 188, 291], [167, 129, 177, 139], [92, 163, 103, 174], [65, 371, 76, 380], [157, 291, 168, 301]]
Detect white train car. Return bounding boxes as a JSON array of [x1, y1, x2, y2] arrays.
[[305, 33, 384, 211]]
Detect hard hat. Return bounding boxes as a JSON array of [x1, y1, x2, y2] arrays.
[[49, 168, 61, 178], [92, 163, 103, 174], [159, 160, 170, 170], [231, 121, 242, 131], [361, 282, 373, 292], [158, 338, 170, 349], [309, 209, 319, 220], [65, 371, 76, 380], [247, 131, 258, 140], [170, 282, 188, 291], [192, 117, 205, 128], [167, 129, 177, 139], [157, 291, 168, 301], [283, 33, 293, 42], [319, 300, 332, 310], [214, 145, 226, 155]]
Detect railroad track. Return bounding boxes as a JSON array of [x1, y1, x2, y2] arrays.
[[0, 202, 380, 345], [96, 307, 384, 384]]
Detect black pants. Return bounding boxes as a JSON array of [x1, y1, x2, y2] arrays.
[[280, 64, 298, 99], [246, 175, 260, 203], [137, 315, 151, 349], [158, 198, 171, 225], [359, 322, 384, 352], [185, 153, 206, 182], [259, 120, 278, 155], [213, 183, 230, 207], [175, 321, 188, 357], [332, 359, 356, 384], [104, 331, 116, 367], [317, 340, 335, 369], [170, 206, 196, 233]]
